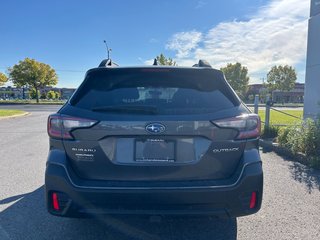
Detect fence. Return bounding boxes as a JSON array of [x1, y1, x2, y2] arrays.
[[252, 95, 302, 128]]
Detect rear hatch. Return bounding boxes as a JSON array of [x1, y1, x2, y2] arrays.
[[53, 67, 257, 182]]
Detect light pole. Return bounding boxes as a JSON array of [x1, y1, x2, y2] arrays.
[[103, 40, 112, 60]]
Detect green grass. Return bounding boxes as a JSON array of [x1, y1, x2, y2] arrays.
[[0, 99, 65, 105], [0, 109, 26, 117], [258, 109, 303, 125], [273, 103, 304, 107]]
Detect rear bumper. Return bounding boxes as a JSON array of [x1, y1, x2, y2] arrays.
[[45, 152, 263, 218]]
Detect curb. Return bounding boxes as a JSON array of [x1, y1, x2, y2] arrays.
[[0, 112, 30, 120], [0, 102, 64, 105], [259, 139, 310, 167]]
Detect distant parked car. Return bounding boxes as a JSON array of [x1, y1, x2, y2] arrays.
[[45, 59, 263, 218]]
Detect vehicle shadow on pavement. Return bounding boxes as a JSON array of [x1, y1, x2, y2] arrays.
[[0, 186, 237, 240]]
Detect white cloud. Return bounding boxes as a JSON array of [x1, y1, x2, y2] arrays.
[[166, 31, 202, 58], [196, 1, 207, 9], [149, 38, 159, 43], [144, 58, 155, 65], [167, 0, 310, 83]]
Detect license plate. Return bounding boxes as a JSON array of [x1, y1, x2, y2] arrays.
[[135, 139, 175, 162]]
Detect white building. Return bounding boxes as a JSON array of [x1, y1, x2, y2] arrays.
[[304, 0, 320, 119]]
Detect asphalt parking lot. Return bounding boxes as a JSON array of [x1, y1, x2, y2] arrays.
[[0, 105, 320, 240]]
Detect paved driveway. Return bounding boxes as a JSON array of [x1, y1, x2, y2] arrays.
[[0, 107, 319, 240]]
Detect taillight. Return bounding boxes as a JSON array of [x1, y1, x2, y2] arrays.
[[212, 114, 261, 140], [47, 114, 97, 140]]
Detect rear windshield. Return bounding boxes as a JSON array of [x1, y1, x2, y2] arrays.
[[70, 68, 239, 115]]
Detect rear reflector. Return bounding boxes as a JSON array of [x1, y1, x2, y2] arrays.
[[52, 192, 60, 211], [249, 192, 257, 209], [212, 114, 261, 140], [47, 114, 97, 140]]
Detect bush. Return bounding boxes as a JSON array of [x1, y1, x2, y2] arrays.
[[47, 90, 56, 99], [289, 119, 320, 156], [310, 156, 320, 169], [301, 119, 320, 156], [47, 90, 61, 99], [277, 127, 291, 147], [277, 118, 320, 168], [262, 125, 279, 139], [40, 92, 46, 99]]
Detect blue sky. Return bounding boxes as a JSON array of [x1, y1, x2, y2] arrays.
[[0, 0, 309, 88]]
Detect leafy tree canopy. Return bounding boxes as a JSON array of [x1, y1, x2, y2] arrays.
[[156, 54, 177, 66], [8, 58, 58, 102], [0, 72, 8, 86], [220, 62, 249, 99], [267, 65, 297, 92]]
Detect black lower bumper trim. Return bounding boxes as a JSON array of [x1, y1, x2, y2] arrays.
[[45, 161, 263, 218]]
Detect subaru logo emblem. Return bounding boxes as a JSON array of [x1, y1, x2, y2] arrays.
[[145, 123, 165, 134]]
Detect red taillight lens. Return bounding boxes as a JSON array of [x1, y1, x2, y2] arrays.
[[52, 192, 60, 211], [48, 115, 64, 138], [212, 114, 261, 140], [47, 114, 97, 140], [249, 191, 257, 209]]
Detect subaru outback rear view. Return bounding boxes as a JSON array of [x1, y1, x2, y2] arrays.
[[45, 59, 263, 218]]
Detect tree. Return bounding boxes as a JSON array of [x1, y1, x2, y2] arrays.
[[156, 54, 177, 66], [267, 65, 297, 92], [220, 63, 249, 99], [47, 90, 56, 99], [8, 58, 58, 103], [47, 90, 60, 99], [40, 92, 47, 99], [0, 72, 8, 86], [29, 89, 40, 99], [55, 91, 61, 99]]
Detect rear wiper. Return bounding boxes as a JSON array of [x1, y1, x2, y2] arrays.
[[92, 105, 159, 114]]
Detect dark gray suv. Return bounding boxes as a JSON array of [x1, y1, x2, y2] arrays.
[[45, 59, 263, 218]]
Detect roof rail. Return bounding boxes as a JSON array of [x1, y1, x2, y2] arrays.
[[192, 59, 212, 68], [98, 59, 119, 67]]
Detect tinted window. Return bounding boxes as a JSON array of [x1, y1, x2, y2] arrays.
[[71, 68, 238, 115]]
